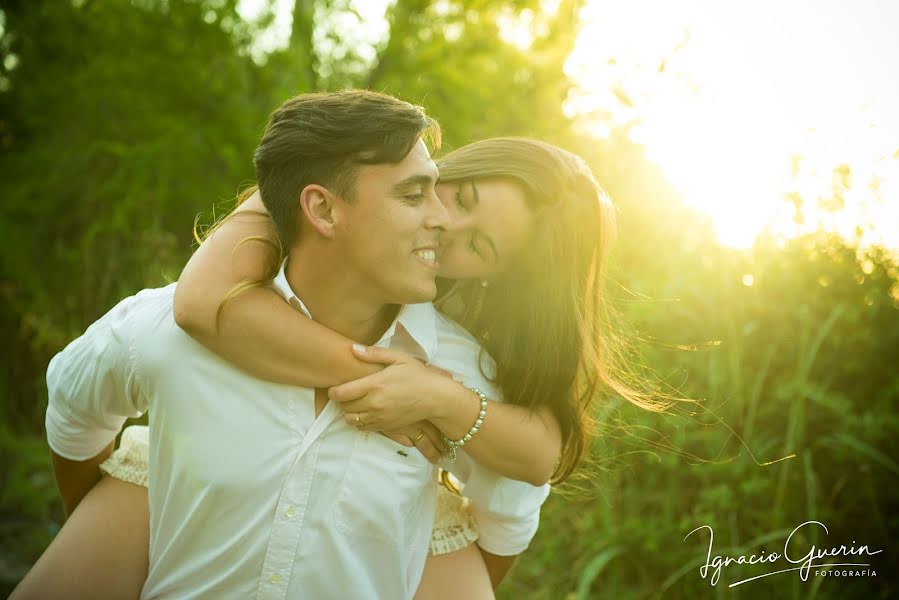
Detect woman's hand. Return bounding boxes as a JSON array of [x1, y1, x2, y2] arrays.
[[379, 421, 447, 464], [329, 345, 456, 433]]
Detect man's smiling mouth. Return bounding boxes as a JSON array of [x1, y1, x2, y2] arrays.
[[415, 249, 436, 262]]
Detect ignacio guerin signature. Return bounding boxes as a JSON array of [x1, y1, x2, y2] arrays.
[[684, 520, 881, 588]]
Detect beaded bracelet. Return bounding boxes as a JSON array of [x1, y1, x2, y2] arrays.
[[442, 387, 488, 463]]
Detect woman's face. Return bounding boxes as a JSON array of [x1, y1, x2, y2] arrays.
[[435, 178, 535, 280]]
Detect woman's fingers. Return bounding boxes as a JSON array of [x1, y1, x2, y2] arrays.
[[351, 344, 421, 366], [376, 429, 441, 463], [342, 404, 391, 431], [341, 398, 377, 419], [383, 422, 446, 463], [377, 429, 440, 464], [328, 373, 380, 403], [380, 431, 414, 448], [410, 431, 443, 464], [417, 421, 448, 454], [357, 418, 384, 432], [343, 411, 370, 428]]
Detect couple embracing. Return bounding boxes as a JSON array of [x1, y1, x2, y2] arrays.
[[15, 89, 645, 599]]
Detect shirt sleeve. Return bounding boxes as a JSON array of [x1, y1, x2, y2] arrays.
[[431, 315, 550, 555], [46, 293, 148, 461], [441, 452, 550, 556]]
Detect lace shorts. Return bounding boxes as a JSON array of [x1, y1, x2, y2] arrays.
[[100, 426, 478, 556]]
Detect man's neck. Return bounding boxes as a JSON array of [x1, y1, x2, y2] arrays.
[[284, 246, 398, 345]]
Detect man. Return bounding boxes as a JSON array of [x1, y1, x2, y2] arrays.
[[43, 91, 548, 598]]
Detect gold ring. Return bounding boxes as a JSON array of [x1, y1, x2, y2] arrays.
[[354, 414, 362, 425], [412, 431, 425, 444]]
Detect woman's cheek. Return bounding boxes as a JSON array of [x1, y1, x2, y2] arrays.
[[438, 249, 463, 278]]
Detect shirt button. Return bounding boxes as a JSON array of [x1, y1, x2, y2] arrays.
[[270, 573, 282, 584], [285, 505, 297, 518]]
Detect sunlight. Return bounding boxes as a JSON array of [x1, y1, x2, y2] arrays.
[[566, 0, 899, 249], [237, 0, 391, 61]]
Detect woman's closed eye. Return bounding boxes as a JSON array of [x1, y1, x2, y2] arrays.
[[468, 234, 482, 258], [454, 188, 469, 212]]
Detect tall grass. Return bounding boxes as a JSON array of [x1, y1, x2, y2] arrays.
[[499, 234, 898, 599]]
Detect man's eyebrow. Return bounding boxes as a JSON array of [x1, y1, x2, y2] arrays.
[[470, 182, 499, 264], [391, 173, 436, 192]]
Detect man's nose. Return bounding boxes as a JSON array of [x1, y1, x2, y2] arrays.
[[425, 192, 451, 230]]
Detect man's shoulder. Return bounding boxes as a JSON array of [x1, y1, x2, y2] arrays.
[[108, 283, 177, 327], [92, 283, 182, 356], [115, 282, 177, 304]]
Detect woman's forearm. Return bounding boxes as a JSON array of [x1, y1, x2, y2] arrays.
[[429, 378, 561, 486], [182, 286, 380, 388], [174, 193, 380, 388]]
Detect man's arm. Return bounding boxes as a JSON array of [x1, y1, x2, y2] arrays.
[[46, 292, 151, 515], [50, 442, 114, 517]]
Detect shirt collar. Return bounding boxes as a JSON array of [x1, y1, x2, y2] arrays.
[[269, 261, 438, 363], [271, 262, 313, 318]]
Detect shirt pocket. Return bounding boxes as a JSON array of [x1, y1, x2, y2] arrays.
[[332, 433, 435, 545]]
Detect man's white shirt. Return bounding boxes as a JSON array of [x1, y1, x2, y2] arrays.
[[46, 264, 549, 599]]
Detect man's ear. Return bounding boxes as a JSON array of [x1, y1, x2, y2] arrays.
[[298, 184, 338, 239]]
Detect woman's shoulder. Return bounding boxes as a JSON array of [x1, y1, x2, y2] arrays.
[[431, 313, 498, 390]]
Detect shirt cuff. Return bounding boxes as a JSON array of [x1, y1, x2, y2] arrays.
[[45, 403, 125, 461], [471, 505, 541, 556]]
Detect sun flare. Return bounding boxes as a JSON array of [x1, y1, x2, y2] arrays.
[[565, 0, 899, 249]]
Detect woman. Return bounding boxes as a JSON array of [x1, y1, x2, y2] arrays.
[[15, 138, 667, 599]]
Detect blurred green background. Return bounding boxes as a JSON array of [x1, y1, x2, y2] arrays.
[[1, 1, 896, 598]]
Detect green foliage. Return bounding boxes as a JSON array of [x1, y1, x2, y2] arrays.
[[1, 1, 896, 598], [500, 230, 899, 599], [0, 0, 265, 426]]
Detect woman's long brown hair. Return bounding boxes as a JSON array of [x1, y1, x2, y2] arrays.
[[436, 138, 673, 483]]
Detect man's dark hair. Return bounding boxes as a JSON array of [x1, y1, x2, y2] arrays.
[[254, 90, 441, 248]]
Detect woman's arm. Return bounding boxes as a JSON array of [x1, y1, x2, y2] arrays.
[[175, 192, 561, 484], [173, 191, 380, 388], [431, 382, 561, 487], [330, 347, 562, 486]]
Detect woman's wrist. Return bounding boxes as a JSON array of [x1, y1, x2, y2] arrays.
[[441, 388, 487, 462], [429, 377, 484, 439]]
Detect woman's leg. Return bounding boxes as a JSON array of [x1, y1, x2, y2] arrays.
[[11, 476, 150, 600], [414, 543, 495, 600]]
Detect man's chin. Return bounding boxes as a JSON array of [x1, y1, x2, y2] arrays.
[[397, 281, 438, 305]]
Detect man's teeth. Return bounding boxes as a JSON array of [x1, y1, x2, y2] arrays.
[[416, 249, 436, 263]]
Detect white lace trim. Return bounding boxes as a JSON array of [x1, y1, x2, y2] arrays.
[[429, 484, 479, 555], [99, 425, 149, 487]]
